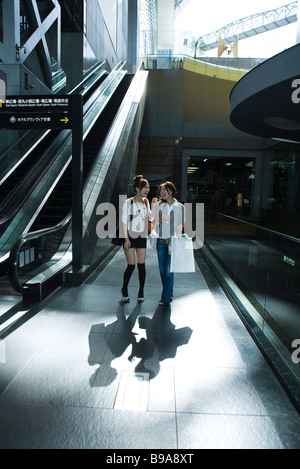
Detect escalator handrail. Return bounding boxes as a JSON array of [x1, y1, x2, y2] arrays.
[[207, 209, 300, 244], [9, 213, 72, 293], [0, 130, 32, 162], [68, 61, 107, 95], [0, 132, 73, 225]]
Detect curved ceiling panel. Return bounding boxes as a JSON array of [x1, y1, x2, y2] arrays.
[[230, 43, 300, 143]]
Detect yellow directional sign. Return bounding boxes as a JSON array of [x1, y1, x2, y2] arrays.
[[60, 117, 69, 124], [0, 99, 4, 108]]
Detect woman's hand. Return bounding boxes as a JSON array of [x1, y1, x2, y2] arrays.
[[124, 238, 131, 250]]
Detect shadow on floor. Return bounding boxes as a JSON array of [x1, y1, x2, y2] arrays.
[[88, 303, 193, 384]]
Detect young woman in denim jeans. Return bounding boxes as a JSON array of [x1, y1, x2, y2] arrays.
[[152, 182, 185, 306]]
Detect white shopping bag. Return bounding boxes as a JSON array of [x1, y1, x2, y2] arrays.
[[170, 236, 195, 273], [148, 230, 158, 249]]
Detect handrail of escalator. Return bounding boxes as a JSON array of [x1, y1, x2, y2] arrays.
[[0, 130, 32, 162], [8, 212, 72, 293], [0, 64, 118, 226], [0, 133, 72, 226], [8, 67, 148, 296], [207, 209, 300, 244], [68, 61, 108, 95]]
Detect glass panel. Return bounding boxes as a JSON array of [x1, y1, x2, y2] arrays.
[[266, 232, 300, 382], [82, 72, 147, 268], [231, 225, 270, 319], [204, 209, 300, 393]]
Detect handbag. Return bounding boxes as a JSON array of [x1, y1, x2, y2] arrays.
[[148, 219, 154, 235], [144, 198, 154, 235], [111, 227, 123, 246], [148, 230, 158, 249], [170, 236, 195, 273]]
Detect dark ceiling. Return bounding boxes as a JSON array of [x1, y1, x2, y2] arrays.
[[230, 44, 300, 144]]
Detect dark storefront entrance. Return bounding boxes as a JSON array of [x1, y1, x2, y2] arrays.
[[187, 156, 255, 217]]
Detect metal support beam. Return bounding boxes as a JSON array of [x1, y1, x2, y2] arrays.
[[2, 0, 20, 63], [71, 94, 83, 273], [199, 1, 298, 50]]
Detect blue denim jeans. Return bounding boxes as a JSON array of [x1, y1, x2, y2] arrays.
[[157, 243, 174, 303]]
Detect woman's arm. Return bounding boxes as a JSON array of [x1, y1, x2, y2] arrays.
[[122, 199, 131, 249], [123, 222, 131, 249]]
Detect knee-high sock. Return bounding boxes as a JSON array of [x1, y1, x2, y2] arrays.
[[137, 263, 146, 298], [122, 264, 135, 297]]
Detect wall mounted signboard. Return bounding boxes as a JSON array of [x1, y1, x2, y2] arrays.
[[0, 95, 72, 129]]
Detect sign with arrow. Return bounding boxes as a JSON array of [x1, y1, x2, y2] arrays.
[[0, 94, 73, 129]]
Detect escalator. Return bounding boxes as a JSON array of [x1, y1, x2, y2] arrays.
[[0, 66, 148, 334], [0, 62, 127, 263], [0, 63, 107, 302], [0, 130, 61, 205], [0, 63, 125, 285], [0, 64, 109, 226], [31, 75, 132, 232]]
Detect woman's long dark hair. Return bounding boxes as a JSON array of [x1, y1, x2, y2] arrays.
[[134, 175, 149, 193]]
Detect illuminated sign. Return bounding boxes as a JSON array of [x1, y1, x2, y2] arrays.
[[283, 255, 295, 267]]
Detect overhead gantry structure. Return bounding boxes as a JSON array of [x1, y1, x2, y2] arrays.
[[193, 1, 298, 55], [140, 0, 298, 57]]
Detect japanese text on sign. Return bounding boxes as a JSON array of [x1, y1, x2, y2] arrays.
[[5, 97, 69, 107], [10, 116, 52, 123]]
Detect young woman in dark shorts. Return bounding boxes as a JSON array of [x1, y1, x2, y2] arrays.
[[121, 175, 151, 303]]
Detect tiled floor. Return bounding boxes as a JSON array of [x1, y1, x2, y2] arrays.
[[0, 247, 299, 449]]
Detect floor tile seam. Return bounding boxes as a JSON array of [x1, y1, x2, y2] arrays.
[[17, 357, 100, 364], [173, 410, 271, 418], [0, 398, 122, 413], [69, 307, 128, 314], [86, 282, 124, 287], [143, 409, 177, 416], [172, 363, 248, 370], [76, 283, 213, 294], [105, 329, 194, 337], [173, 364, 252, 372], [0, 327, 66, 398], [86, 276, 206, 284], [0, 399, 271, 418], [172, 364, 180, 449]]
